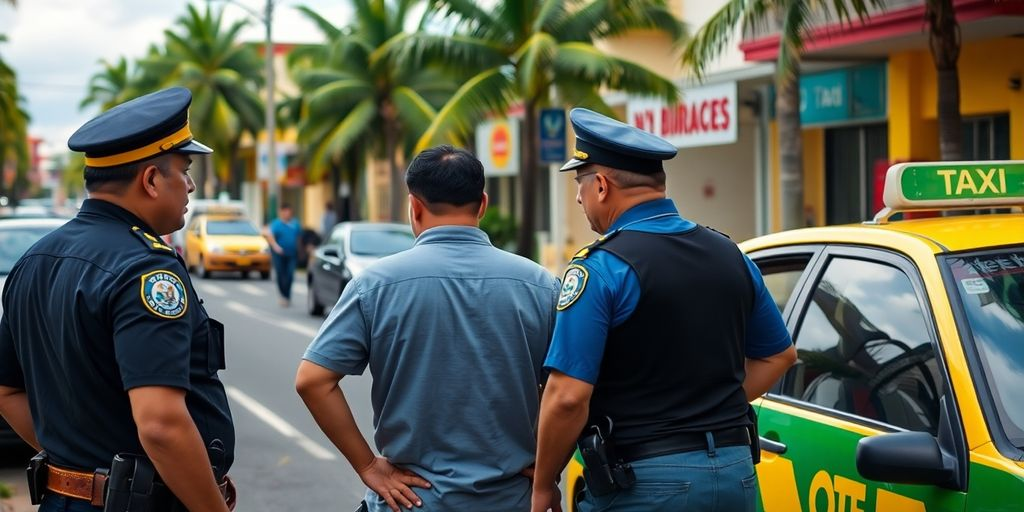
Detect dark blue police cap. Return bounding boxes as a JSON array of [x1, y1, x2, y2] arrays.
[[69, 87, 212, 168], [560, 107, 677, 174]]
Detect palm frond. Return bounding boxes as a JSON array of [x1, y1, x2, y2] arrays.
[[391, 86, 437, 153], [414, 66, 515, 153], [554, 42, 678, 102], [306, 79, 374, 116], [682, 0, 754, 80], [514, 32, 558, 97], [390, 33, 507, 73], [308, 99, 377, 181], [295, 5, 342, 40]]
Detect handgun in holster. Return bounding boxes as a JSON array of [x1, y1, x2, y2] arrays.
[[26, 451, 48, 505], [577, 418, 635, 497], [747, 405, 762, 465], [104, 453, 159, 512]]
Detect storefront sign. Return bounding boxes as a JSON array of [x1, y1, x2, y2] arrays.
[[627, 82, 737, 148], [799, 64, 886, 125], [539, 108, 567, 163], [475, 118, 520, 177]]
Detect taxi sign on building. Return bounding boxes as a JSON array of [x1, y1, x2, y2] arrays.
[[873, 161, 1024, 222]]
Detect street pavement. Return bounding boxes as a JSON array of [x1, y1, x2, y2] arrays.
[[1, 270, 375, 511]]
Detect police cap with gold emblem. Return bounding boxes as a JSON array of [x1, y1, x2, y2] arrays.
[[560, 107, 677, 174], [68, 87, 212, 168]]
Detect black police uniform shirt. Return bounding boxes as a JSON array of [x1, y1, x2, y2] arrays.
[[0, 199, 234, 471]]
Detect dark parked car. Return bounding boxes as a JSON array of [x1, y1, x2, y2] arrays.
[[306, 222, 415, 316], [0, 217, 69, 450]]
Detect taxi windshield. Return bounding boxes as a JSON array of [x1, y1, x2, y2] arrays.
[[945, 248, 1024, 448], [207, 219, 260, 236]]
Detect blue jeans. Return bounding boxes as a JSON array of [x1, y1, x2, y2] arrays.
[[271, 253, 296, 299], [39, 494, 102, 511], [578, 435, 757, 512]]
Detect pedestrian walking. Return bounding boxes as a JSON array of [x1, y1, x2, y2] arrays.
[[531, 108, 798, 512], [264, 203, 300, 307], [321, 200, 338, 238], [0, 87, 236, 511], [296, 145, 560, 512]]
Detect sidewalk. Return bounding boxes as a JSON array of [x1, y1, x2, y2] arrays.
[[0, 469, 33, 512]]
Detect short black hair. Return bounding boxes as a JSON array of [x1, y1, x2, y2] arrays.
[[83, 155, 170, 193], [405, 145, 484, 210]]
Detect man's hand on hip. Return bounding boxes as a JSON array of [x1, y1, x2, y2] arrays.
[[531, 482, 563, 512], [357, 456, 431, 512]]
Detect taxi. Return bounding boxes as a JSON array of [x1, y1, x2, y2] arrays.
[[184, 213, 271, 279], [565, 161, 1024, 511]]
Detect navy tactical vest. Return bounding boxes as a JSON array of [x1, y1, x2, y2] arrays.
[[588, 226, 754, 449]]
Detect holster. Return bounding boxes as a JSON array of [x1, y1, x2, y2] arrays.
[[104, 453, 160, 512], [747, 405, 762, 465], [26, 451, 48, 505], [577, 420, 635, 497]]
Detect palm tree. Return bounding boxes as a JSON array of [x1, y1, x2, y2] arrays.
[[137, 3, 265, 196], [395, 0, 684, 258], [291, 1, 460, 222], [80, 56, 131, 112], [683, 0, 880, 231], [926, 0, 961, 161], [0, 34, 30, 204]]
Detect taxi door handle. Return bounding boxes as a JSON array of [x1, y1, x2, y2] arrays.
[[760, 437, 787, 454]]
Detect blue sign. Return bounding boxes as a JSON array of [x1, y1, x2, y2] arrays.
[[539, 108, 567, 164], [796, 63, 886, 126]]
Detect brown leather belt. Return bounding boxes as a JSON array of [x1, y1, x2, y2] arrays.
[[46, 464, 108, 506], [46, 464, 233, 507]]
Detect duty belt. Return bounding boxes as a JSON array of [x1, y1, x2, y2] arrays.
[[46, 464, 231, 506], [616, 426, 752, 463]]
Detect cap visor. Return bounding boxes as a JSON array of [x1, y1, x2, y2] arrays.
[[173, 139, 213, 155], [559, 159, 588, 172]]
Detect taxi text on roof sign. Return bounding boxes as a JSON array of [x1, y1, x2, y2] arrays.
[[876, 161, 1024, 221]]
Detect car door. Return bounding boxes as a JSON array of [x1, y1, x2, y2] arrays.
[[314, 227, 346, 306], [755, 246, 967, 512], [184, 217, 203, 268]]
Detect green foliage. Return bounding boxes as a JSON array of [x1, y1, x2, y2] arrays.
[[0, 33, 30, 196], [479, 206, 517, 251]]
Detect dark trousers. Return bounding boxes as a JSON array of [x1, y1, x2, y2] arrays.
[[272, 253, 296, 299], [39, 494, 102, 511]]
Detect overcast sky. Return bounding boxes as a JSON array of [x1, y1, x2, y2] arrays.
[[0, 0, 354, 165]]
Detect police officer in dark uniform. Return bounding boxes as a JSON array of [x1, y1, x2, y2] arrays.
[[531, 108, 798, 512], [0, 87, 235, 512]]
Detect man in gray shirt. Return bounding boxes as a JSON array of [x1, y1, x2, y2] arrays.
[[296, 145, 560, 512]]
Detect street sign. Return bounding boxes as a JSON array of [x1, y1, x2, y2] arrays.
[[475, 118, 520, 177], [539, 108, 566, 164]]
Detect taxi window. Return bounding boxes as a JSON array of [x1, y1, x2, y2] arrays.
[[754, 256, 812, 313], [946, 249, 1024, 448], [786, 257, 941, 434]]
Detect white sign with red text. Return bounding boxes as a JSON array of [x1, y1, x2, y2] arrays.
[[627, 82, 737, 148]]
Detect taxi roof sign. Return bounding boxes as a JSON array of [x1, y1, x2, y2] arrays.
[[871, 161, 1024, 223]]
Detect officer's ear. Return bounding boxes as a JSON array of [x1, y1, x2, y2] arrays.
[[140, 164, 161, 199], [595, 173, 610, 201]]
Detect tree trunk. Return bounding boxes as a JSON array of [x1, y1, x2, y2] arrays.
[[777, 71, 805, 229], [516, 101, 538, 259], [385, 118, 404, 222], [928, 0, 962, 161]]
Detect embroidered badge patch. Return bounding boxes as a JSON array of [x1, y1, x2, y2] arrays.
[[140, 270, 188, 319], [557, 265, 589, 311]]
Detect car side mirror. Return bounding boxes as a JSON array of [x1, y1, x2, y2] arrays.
[[856, 431, 958, 488], [322, 247, 340, 259]]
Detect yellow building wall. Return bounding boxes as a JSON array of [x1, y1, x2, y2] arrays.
[[890, 37, 1024, 161]]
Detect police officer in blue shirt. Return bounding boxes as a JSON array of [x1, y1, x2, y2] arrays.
[[0, 87, 235, 512], [531, 108, 798, 512]]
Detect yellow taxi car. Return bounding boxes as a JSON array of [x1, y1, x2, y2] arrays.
[[184, 213, 271, 279], [566, 161, 1024, 511]]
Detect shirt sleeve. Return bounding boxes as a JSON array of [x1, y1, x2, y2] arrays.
[[543, 259, 615, 384], [111, 258, 194, 390], [303, 278, 371, 376], [0, 313, 24, 388], [742, 254, 794, 358]]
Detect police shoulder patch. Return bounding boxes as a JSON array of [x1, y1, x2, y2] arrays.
[[557, 264, 589, 311], [140, 270, 188, 319]]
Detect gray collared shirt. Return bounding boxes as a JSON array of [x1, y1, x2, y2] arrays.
[[304, 225, 559, 511]]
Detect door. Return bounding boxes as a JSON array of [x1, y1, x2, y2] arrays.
[[825, 124, 888, 225], [314, 227, 345, 306], [184, 218, 203, 268], [756, 247, 966, 512]]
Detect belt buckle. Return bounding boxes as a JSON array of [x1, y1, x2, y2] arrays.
[[91, 468, 109, 507]]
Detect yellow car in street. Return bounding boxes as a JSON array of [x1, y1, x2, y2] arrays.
[[184, 213, 271, 279], [566, 161, 1024, 512]]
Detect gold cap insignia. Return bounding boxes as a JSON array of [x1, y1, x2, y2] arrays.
[[573, 149, 589, 160]]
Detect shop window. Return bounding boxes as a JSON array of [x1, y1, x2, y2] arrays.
[[825, 124, 888, 225], [962, 114, 1010, 160]]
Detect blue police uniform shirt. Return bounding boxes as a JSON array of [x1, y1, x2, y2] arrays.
[[270, 217, 300, 257], [0, 199, 234, 471], [544, 198, 792, 384], [304, 226, 560, 511]]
